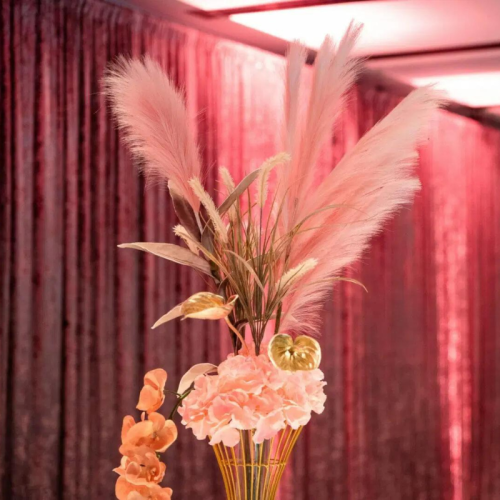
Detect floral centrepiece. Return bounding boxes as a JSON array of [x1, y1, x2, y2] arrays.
[[179, 346, 326, 447], [105, 19, 445, 499]]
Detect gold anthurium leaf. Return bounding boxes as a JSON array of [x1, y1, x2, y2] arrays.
[[182, 292, 238, 320], [268, 334, 322, 372], [152, 305, 183, 329], [178, 363, 218, 395], [151, 293, 238, 329]]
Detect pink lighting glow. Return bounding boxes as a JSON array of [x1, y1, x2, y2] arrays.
[[217, 0, 500, 58], [181, 1, 500, 109], [230, 1, 437, 56], [182, 0, 292, 8], [412, 72, 500, 108]]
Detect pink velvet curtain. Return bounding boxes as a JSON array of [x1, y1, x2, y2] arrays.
[[1, 0, 500, 499]]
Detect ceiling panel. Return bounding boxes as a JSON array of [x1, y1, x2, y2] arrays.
[[117, 0, 500, 108], [223, 0, 500, 57]]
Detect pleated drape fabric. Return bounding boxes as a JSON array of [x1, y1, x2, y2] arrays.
[[1, 1, 500, 499]]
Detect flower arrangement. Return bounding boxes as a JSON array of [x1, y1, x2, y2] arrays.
[[105, 24, 444, 499]]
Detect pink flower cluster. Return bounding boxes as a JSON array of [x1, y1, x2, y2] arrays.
[[178, 348, 326, 447]]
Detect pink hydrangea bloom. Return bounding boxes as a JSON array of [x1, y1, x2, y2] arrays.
[[178, 346, 326, 446]]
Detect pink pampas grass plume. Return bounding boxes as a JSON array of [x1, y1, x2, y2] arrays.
[[281, 86, 447, 336], [277, 23, 363, 232], [104, 56, 201, 211], [283, 41, 307, 155]]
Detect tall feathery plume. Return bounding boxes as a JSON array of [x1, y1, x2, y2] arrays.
[[257, 153, 291, 208], [104, 56, 202, 211], [278, 40, 306, 231], [219, 167, 236, 193], [281, 87, 446, 335], [276, 23, 363, 233], [283, 41, 307, 154], [189, 177, 228, 243]]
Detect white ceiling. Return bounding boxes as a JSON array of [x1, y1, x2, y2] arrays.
[[185, 0, 500, 57], [109, 0, 500, 110]]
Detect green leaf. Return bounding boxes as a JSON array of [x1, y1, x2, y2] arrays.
[[168, 182, 201, 240], [218, 168, 261, 215], [332, 276, 368, 292], [224, 249, 266, 293], [118, 242, 212, 276]]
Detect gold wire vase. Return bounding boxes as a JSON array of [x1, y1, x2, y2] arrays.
[[212, 426, 302, 500]]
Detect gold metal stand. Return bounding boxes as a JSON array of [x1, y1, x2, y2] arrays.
[[213, 426, 302, 500]]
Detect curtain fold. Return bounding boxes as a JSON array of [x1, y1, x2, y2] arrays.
[[1, 1, 500, 499]]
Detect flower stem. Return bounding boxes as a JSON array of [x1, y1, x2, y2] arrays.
[[168, 391, 190, 420], [274, 302, 282, 334], [225, 317, 249, 353], [165, 389, 181, 397]]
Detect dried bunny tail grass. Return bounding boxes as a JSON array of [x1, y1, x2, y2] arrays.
[[275, 258, 318, 293], [189, 177, 228, 243], [173, 225, 199, 254], [219, 166, 236, 193], [103, 56, 201, 211], [257, 153, 291, 208], [219, 167, 238, 221]]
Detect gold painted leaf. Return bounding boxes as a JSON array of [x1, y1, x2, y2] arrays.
[[181, 292, 237, 320], [268, 334, 321, 372], [152, 305, 183, 329], [152, 292, 238, 329], [178, 363, 218, 394], [218, 168, 261, 215]]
